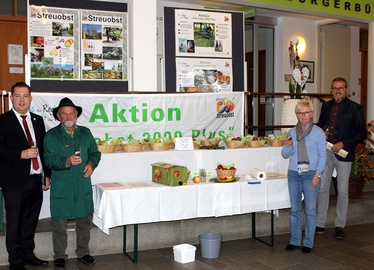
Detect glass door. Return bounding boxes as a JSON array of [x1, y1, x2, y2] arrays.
[[245, 22, 274, 136]]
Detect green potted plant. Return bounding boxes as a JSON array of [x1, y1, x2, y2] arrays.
[[287, 38, 308, 99], [350, 143, 374, 181], [334, 143, 374, 199]]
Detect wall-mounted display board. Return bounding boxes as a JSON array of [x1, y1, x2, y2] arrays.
[[29, 7, 80, 80], [164, 7, 244, 93], [28, 0, 128, 93], [176, 58, 232, 92]]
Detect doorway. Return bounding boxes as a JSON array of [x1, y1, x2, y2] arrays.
[[245, 23, 274, 136]]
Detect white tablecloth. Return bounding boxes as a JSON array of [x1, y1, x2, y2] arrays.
[[93, 175, 290, 235], [90, 146, 289, 184], [40, 146, 289, 219]]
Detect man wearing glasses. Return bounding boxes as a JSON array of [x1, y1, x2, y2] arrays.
[[316, 77, 366, 239]]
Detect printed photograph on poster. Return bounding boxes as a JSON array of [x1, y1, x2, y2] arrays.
[[29, 6, 80, 80], [175, 9, 232, 58], [176, 58, 232, 92], [81, 10, 127, 81]]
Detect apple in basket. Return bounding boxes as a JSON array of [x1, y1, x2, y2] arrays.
[[192, 176, 201, 184]]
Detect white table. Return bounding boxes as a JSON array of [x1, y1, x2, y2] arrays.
[[90, 146, 289, 184], [39, 146, 288, 219], [93, 175, 290, 263]]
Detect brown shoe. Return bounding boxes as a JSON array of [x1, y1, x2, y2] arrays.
[[335, 227, 345, 239], [315, 226, 325, 234]]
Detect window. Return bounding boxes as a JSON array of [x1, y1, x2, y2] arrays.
[[0, 0, 26, 16]]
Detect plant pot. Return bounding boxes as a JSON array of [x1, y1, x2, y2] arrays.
[[280, 99, 299, 134], [332, 177, 366, 200]]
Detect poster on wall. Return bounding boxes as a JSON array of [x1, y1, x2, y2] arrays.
[[29, 6, 80, 80], [176, 58, 232, 92], [175, 9, 232, 58], [81, 10, 128, 81]]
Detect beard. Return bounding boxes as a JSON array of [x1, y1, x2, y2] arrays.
[[62, 120, 76, 128], [334, 96, 345, 103]]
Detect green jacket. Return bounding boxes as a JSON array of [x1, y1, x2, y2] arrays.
[[44, 124, 101, 219]]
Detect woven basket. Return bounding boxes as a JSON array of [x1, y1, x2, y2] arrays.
[[142, 143, 151, 151], [247, 140, 263, 148], [201, 138, 220, 146], [269, 139, 284, 147], [150, 142, 170, 151], [122, 143, 144, 152], [208, 138, 221, 146], [216, 168, 236, 180], [115, 144, 123, 151], [97, 144, 117, 153], [225, 140, 245, 149], [169, 142, 175, 149], [193, 142, 200, 149]]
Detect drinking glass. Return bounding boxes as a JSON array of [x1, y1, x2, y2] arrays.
[[74, 146, 81, 156]]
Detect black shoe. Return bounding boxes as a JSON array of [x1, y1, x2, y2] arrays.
[[24, 256, 49, 266], [335, 227, 345, 239], [9, 264, 26, 270], [285, 244, 300, 251], [302, 246, 312, 254], [53, 258, 65, 270], [315, 226, 325, 234], [77, 255, 95, 265]]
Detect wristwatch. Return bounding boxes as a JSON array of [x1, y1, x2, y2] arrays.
[[315, 173, 321, 178]]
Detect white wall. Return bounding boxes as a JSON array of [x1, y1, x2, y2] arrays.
[[129, 0, 158, 91], [350, 26, 361, 104]]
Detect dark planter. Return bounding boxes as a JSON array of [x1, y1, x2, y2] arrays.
[[332, 177, 366, 200]]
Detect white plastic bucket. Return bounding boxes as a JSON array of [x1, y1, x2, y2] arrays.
[[198, 233, 223, 259], [173, 243, 196, 263]]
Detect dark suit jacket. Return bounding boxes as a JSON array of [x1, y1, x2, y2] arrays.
[[0, 110, 51, 189], [317, 97, 367, 162]]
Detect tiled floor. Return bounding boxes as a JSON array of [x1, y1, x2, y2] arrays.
[[2, 222, 374, 270]]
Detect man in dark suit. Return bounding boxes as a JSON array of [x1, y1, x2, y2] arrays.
[[316, 77, 367, 239], [0, 82, 51, 270]]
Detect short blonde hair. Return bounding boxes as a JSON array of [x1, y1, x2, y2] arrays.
[[295, 98, 314, 113]]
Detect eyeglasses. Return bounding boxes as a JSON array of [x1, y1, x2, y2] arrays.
[[296, 111, 312, 116], [331, 86, 345, 91]]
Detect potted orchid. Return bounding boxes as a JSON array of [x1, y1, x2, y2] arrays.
[[287, 38, 309, 99]]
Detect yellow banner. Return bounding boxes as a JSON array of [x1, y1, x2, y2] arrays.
[[246, 0, 373, 21]]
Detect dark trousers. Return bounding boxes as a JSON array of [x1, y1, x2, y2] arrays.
[[2, 175, 43, 264], [52, 215, 92, 260]]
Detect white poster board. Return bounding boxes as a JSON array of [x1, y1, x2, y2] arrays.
[[29, 6, 80, 79], [175, 9, 232, 58], [81, 9, 128, 81], [176, 58, 232, 92]]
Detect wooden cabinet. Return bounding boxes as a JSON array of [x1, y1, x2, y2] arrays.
[[0, 16, 27, 112]]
